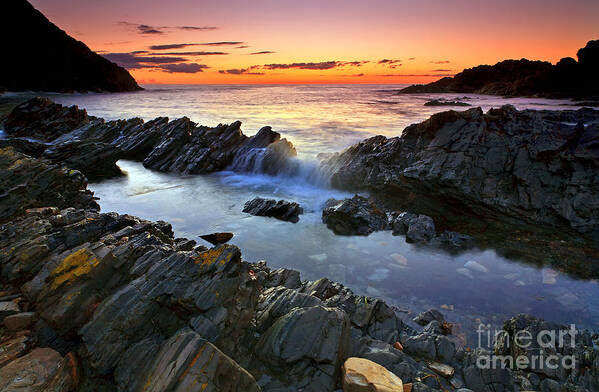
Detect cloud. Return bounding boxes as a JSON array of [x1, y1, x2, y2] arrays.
[[236, 45, 249, 49], [119, 22, 218, 35], [150, 42, 245, 50], [199, 41, 245, 46], [218, 68, 265, 75], [159, 63, 209, 73], [149, 51, 228, 56], [408, 57, 416, 61], [250, 51, 276, 55], [430, 60, 450, 64], [103, 52, 186, 69], [259, 61, 367, 70], [378, 59, 402, 68], [379, 73, 455, 77], [432, 69, 452, 72]]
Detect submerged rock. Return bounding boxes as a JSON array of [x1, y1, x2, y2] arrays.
[[243, 197, 303, 223], [322, 195, 388, 236]]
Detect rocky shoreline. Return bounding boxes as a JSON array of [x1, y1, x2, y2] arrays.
[[0, 98, 598, 391]]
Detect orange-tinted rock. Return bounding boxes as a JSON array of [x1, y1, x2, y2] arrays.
[[342, 357, 403, 392]]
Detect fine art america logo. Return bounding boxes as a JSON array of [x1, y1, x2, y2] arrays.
[[475, 324, 578, 370]]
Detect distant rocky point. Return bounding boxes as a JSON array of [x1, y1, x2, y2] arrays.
[[0, 0, 141, 92], [400, 39, 599, 99]]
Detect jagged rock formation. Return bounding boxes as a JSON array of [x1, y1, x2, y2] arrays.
[[2, 98, 297, 180], [243, 198, 303, 223], [0, 135, 598, 390], [0, 0, 141, 92], [399, 39, 599, 99], [321, 105, 599, 241]]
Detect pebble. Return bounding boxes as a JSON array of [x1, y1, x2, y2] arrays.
[[542, 268, 558, 284], [391, 253, 408, 266], [464, 260, 488, 273], [456, 268, 474, 279]]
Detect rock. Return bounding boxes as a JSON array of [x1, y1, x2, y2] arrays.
[[243, 197, 303, 223], [322, 195, 388, 235], [399, 39, 599, 99], [0, 347, 77, 391], [341, 357, 404, 392], [464, 260, 488, 273], [3, 98, 300, 179], [320, 104, 599, 239], [200, 232, 234, 245], [136, 329, 260, 392], [0, 147, 99, 223], [390, 212, 436, 243], [413, 309, 445, 326], [4, 312, 37, 331], [41, 141, 124, 180], [0, 335, 31, 367], [424, 99, 471, 107], [426, 361, 454, 378], [0, 301, 19, 321], [430, 231, 474, 250], [256, 306, 350, 391], [1, 1, 140, 93]]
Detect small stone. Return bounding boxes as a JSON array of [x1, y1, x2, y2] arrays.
[[200, 232, 234, 245], [427, 361, 455, 378], [393, 341, 404, 351], [464, 260, 488, 273], [342, 357, 403, 392], [542, 268, 559, 284], [0, 301, 19, 322], [456, 268, 474, 279], [4, 312, 36, 331]]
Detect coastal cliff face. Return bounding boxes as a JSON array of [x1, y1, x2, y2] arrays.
[[0, 0, 141, 92], [399, 39, 599, 99]]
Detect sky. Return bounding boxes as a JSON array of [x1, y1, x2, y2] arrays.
[[31, 0, 599, 85]]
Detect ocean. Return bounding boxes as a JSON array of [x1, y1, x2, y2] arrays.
[[5, 84, 597, 342]]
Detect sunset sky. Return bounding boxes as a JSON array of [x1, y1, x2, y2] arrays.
[[31, 0, 599, 84]]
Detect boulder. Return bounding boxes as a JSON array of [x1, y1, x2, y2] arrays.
[[0, 347, 77, 391], [424, 99, 471, 107], [4, 312, 37, 331], [413, 309, 445, 326], [243, 197, 303, 223], [391, 213, 436, 243], [341, 357, 404, 392], [322, 195, 388, 235]]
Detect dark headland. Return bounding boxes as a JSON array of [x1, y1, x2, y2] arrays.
[[0, 0, 140, 93], [400, 39, 599, 100]]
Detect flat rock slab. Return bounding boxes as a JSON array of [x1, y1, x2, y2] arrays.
[[0, 347, 76, 392]]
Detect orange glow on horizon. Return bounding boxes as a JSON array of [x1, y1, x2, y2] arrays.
[[30, 0, 599, 85]]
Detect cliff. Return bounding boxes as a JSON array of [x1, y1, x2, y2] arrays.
[[0, 0, 141, 92]]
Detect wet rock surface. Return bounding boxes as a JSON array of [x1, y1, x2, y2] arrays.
[[2, 98, 298, 179], [0, 142, 597, 391], [322, 195, 388, 235], [243, 197, 303, 223], [321, 105, 599, 242], [424, 99, 471, 107]]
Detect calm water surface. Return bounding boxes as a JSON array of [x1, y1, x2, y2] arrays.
[[8, 85, 597, 341]]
